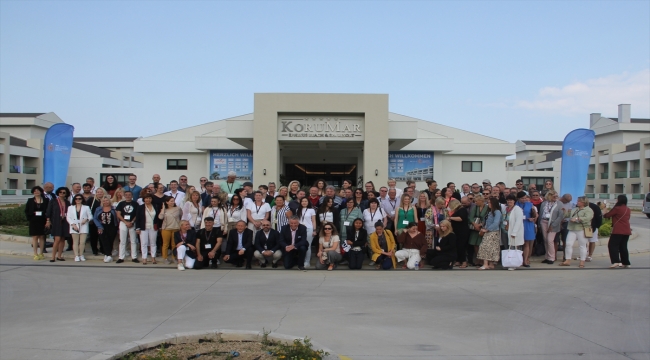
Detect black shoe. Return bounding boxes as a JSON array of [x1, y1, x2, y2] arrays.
[[557, 246, 564, 251], [298, 265, 306, 271], [245, 265, 252, 269], [43, 249, 48, 254], [132, 258, 139, 263], [272, 263, 278, 268], [210, 264, 218, 269], [116, 259, 124, 264], [541, 259, 550, 264], [66, 247, 73, 251], [523, 264, 530, 268], [235, 263, 243, 268], [56, 257, 65, 261], [261, 261, 267, 268], [547, 261, 554, 265]]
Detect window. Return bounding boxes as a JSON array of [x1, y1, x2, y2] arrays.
[[100, 174, 129, 187], [462, 161, 482, 172], [521, 177, 553, 190], [167, 159, 188, 170]]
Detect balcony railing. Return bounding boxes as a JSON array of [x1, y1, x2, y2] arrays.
[[23, 166, 37, 174], [22, 189, 33, 195], [598, 194, 610, 199], [1, 190, 16, 195], [614, 171, 628, 179], [9, 166, 20, 173], [632, 194, 643, 200], [600, 172, 609, 179], [585, 193, 595, 198], [587, 173, 595, 180], [629, 170, 640, 178]]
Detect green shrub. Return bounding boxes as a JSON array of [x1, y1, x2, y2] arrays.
[[274, 337, 328, 360], [599, 217, 612, 237], [0, 205, 28, 226]]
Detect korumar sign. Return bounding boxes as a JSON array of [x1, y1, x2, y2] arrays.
[[560, 129, 595, 205], [278, 115, 364, 140], [43, 123, 75, 189]]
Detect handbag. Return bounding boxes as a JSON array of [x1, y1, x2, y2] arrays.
[[501, 246, 523, 268], [583, 225, 593, 238]]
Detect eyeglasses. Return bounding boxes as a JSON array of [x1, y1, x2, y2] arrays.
[[200, 179, 207, 182], [74, 198, 83, 201], [180, 178, 187, 181], [324, 227, 332, 230], [482, 192, 490, 195]]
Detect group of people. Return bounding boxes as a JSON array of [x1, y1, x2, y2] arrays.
[[24, 172, 633, 271]]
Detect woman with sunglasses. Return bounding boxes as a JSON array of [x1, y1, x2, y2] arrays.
[[353, 189, 366, 211], [540, 180, 555, 197], [66, 194, 93, 262], [315, 222, 342, 271], [45, 187, 71, 262]]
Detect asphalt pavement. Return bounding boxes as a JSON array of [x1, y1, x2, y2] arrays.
[[1, 213, 649, 360]]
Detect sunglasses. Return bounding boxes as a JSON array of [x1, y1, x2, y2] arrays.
[[324, 227, 333, 230], [482, 192, 490, 195], [74, 198, 83, 201]]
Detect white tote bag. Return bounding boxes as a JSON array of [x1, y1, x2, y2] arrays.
[[501, 246, 523, 268]]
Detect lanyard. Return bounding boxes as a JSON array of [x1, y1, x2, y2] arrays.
[[369, 209, 380, 223], [389, 200, 396, 210], [344, 209, 355, 222], [254, 202, 263, 214], [58, 198, 66, 217], [212, 208, 219, 219], [226, 182, 234, 193], [301, 208, 308, 223], [180, 232, 187, 242]]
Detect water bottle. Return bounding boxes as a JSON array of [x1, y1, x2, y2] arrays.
[[414, 260, 419, 270]]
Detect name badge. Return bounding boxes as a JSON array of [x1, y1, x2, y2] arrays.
[[390, 211, 395, 215], [420, 217, 425, 221], [402, 220, 409, 225], [503, 221, 508, 226], [544, 214, 550, 219], [205, 243, 212, 249], [124, 215, 131, 220], [343, 221, 350, 226], [35, 211, 42, 216]]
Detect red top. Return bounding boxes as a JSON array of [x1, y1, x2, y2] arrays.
[[603, 205, 631, 235]]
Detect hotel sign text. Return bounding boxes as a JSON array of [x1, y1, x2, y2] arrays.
[[278, 116, 364, 141]]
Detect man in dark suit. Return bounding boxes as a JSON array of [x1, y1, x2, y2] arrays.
[[253, 220, 282, 268], [224, 220, 254, 269], [279, 216, 308, 270]]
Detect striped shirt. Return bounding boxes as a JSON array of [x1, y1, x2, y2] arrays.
[[271, 205, 291, 231]]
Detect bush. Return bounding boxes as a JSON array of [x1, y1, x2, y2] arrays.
[[274, 337, 328, 360], [0, 205, 28, 226], [599, 217, 612, 237]]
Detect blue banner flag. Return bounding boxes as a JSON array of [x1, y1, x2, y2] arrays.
[[43, 123, 75, 189], [560, 129, 595, 205]]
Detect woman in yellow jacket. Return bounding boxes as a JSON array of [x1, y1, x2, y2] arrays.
[[369, 220, 397, 270]]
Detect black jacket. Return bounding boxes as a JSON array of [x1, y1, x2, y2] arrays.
[[346, 228, 368, 248], [278, 224, 309, 249], [225, 228, 254, 254], [588, 202, 603, 231], [135, 203, 160, 231], [434, 233, 457, 255], [315, 207, 340, 232], [174, 229, 198, 258], [254, 228, 281, 252]]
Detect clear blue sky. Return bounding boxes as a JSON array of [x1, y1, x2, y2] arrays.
[[1, 1, 648, 143]]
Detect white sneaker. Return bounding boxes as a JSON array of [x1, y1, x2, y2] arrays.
[[586, 256, 592, 262], [107, 256, 113, 263], [177, 263, 185, 271], [216, 259, 221, 265], [74, 256, 80, 262], [103, 256, 110, 263], [369, 261, 375, 266], [508, 267, 515, 271], [80, 255, 86, 261]]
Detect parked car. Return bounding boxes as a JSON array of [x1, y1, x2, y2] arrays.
[[644, 192, 650, 218]]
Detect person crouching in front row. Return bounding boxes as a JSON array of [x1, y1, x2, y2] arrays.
[[195, 217, 223, 269], [279, 216, 309, 270], [174, 220, 198, 271], [396, 222, 427, 269], [426, 220, 456, 269], [254, 220, 282, 268], [224, 220, 254, 269]]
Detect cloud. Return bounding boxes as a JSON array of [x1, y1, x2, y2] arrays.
[[517, 69, 650, 116]]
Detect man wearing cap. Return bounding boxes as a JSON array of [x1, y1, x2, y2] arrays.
[[220, 171, 242, 198]]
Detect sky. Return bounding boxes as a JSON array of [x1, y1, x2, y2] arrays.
[[1, 0, 649, 143]]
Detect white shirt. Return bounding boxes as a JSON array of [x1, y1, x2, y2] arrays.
[[164, 190, 185, 208], [227, 206, 246, 223], [363, 208, 385, 234], [246, 201, 271, 221], [298, 208, 316, 229]]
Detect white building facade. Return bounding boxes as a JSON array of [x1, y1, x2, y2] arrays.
[[134, 93, 515, 189]]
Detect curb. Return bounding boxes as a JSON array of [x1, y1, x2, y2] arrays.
[[86, 329, 338, 360]]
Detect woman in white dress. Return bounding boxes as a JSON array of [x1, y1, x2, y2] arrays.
[[66, 194, 93, 262]]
